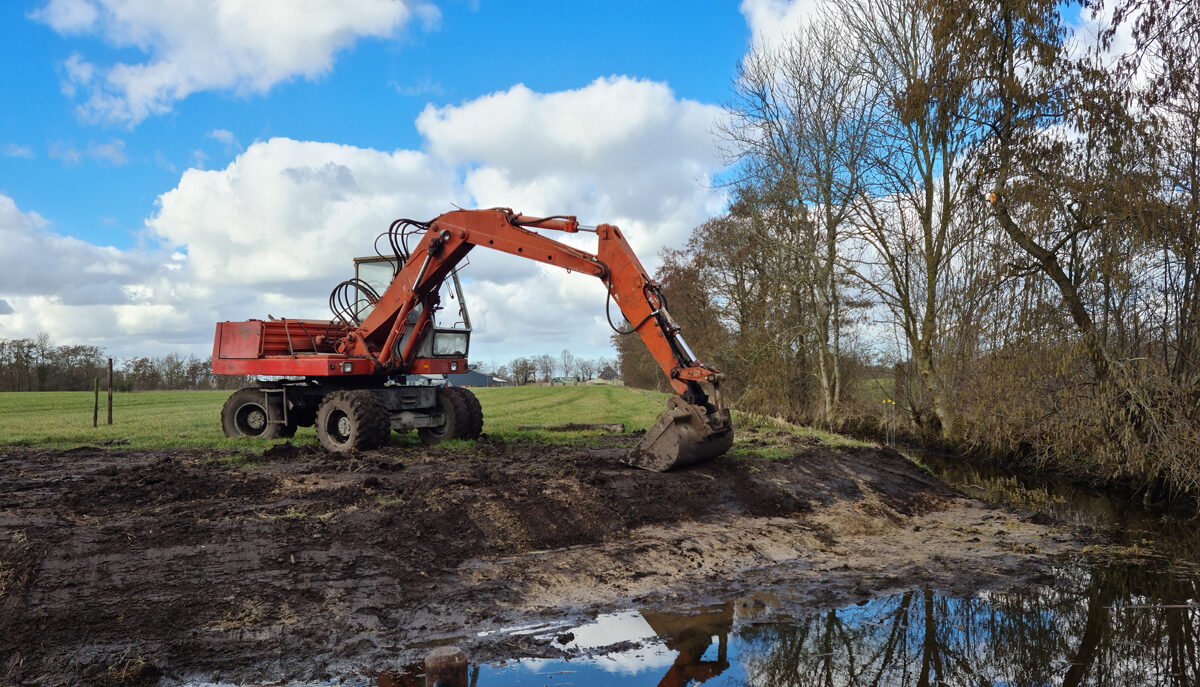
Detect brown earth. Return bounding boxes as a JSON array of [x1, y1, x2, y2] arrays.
[[0, 430, 1082, 685]]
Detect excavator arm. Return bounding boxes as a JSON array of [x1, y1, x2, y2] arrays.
[[346, 208, 734, 470]]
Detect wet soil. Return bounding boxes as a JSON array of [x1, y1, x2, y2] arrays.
[[0, 430, 1084, 685]]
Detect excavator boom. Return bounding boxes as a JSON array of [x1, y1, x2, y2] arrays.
[[212, 208, 733, 470], [348, 208, 733, 470]]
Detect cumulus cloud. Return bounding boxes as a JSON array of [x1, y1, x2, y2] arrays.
[[34, 0, 438, 126], [148, 138, 460, 288], [740, 0, 822, 49], [2, 77, 726, 361], [0, 192, 171, 347], [29, 0, 98, 33], [417, 76, 725, 253], [0, 195, 147, 298], [415, 77, 726, 357], [89, 138, 127, 165]]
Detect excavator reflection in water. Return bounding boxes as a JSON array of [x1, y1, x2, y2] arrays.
[[641, 605, 733, 687], [377, 604, 733, 687]]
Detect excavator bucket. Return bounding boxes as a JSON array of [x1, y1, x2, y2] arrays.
[[625, 396, 735, 472]]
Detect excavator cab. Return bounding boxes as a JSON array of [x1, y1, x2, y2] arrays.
[[353, 255, 472, 366]]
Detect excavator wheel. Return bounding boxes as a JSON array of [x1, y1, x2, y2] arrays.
[[418, 387, 467, 446], [315, 390, 390, 452], [221, 388, 296, 439], [447, 387, 483, 439]]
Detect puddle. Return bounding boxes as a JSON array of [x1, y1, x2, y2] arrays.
[[371, 452, 1200, 686], [372, 569, 1195, 685]]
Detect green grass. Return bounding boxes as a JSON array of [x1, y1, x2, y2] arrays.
[[857, 375, 895, 405], [469, 385, 670, 440], [725, 411, 873, 456], [0, 386, 872, 455], [0, 390, 249, 451]]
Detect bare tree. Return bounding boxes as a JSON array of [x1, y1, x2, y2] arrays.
[[832, 0, 983, 440], [508, 357, 536, 385], [576, 358, 596, 381], [536, 354, 554, 384], [721, 9, 875, 426], [558, 349, 575, 380]]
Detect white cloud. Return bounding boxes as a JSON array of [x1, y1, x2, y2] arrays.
[[207, 128, 235, 145], [392, 76, 445, 97], [29, 0, 98, 33], [2, 77, 726, 362], [47, 138, 127, 166], [414, 77, 726, 360], [0, 193, 161, 308], [148, 137, 459, 289], [740, 0, 822, 50], [2, 143, 35, 159], [88, 138, 127, 165], [60, 52, 94, 98], [48, 140, 83, 166], [416, 76, 726, 254], [35, 0, 438, 126]]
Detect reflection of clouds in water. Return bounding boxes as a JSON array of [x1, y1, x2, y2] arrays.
[[521, 645, 677, 676], [562, 611, 658, 649], [514, 611, 679, 676]]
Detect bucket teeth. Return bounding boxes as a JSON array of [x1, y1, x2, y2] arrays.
[[624, 396, 734, 472]]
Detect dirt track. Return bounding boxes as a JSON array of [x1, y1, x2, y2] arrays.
[[0, 430, 1080, 685]]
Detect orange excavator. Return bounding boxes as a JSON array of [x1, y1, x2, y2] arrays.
[[210, 208, 733, 470]]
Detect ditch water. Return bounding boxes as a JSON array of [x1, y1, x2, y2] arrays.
[[378, 450, 1200, 686]]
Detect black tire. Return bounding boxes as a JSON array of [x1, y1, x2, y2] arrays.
[[417, 387, 466, 446], [315, 390, 390, 452], [221, 388, 296, 439], [448, 387, 483, 439]]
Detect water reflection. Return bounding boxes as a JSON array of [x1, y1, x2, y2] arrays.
[[641, 606, 731, 686], [469, 562, 1196, 686], [738, 561, 1198, 686], [468, 452, 1200, 686]]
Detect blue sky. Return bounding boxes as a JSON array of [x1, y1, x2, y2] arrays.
[[0, 0, 803, 364], [0, 2, 749, 248]]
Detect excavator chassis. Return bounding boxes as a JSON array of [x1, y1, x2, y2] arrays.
[[219, 380, 483, 452]]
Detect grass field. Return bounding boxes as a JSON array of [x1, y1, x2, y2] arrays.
[[0, 385, 866, 453]]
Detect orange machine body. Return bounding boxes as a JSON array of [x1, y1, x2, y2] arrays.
[[212, 208, 718, 395]]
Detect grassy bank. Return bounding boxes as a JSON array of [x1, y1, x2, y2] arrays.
[[0, 386, 869, 455]]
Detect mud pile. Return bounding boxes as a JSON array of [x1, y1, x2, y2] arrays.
[[0, 431, 1077, 684]]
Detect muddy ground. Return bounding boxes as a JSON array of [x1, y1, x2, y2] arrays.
[[0, 430, 1085, 685]]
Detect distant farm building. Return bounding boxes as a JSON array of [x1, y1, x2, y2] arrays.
[[446, 370, 508, 387]]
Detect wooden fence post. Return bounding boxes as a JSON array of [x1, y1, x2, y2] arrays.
[[93, 378, 99, 428], [425, 646, 468, 687], [107, 358, 113, 425]]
